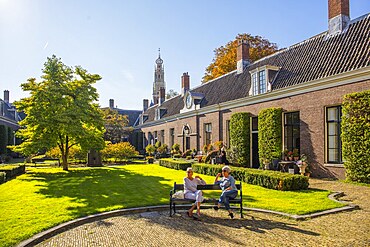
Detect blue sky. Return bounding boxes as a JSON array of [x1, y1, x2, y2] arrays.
[[1, 0, 369, 110]]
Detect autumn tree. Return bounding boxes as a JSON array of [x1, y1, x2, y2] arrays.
[[102, 108, 131, 143], [10, 55, 105, 170], [202, 33, 278, 82], [101, 142, 138, 162]]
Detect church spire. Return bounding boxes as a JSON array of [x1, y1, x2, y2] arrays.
[[153, 49, 165, 105]]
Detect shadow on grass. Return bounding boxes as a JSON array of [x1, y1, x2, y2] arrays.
[[22, 167, 173, 218]]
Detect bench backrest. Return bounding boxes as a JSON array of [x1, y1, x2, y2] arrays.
[[173, 182, 241, 191]]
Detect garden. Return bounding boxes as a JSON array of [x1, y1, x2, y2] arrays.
[[0, 162, 344, 247]]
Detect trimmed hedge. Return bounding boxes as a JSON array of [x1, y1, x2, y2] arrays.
[[258, 108, 283, 164], [342, 90, 370, 183], [229, 112, 250, 166], [0, 172, 5, 184], [0, 165, 26, 181], [192, 163, 309, 191], [159, 158, 192, 171]]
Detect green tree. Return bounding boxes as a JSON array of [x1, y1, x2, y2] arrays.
[[0, 125, 7, 155], [10, 55, 105, 170], [166, 89, 179, 99], [102, 108, 130, 143], [203, 33, 278, 82]]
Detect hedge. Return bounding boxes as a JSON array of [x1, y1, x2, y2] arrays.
[[258, 108, 283, 164], [0, 172, 5, 184], [342, 90, 370, 183], [159, 158, 192, 171], [0, 165, 26, 181], [229, 112, 250, 166], [192, 163, 309, 191]]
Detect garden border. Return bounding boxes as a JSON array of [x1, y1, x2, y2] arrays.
[[17, 192, 358, 247]]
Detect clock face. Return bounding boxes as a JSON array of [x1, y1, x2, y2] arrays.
[[186, 94, 192, 109]]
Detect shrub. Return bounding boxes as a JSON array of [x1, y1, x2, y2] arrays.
[[182, 149, 192, 158], [102, 142, 139, 162], [0, 165, 26, 181], [230, 112, 250, 166], [0, 171, 5, 184], [258, 108, 282, 165], [173, 154, 182, 158], [192, 163, 309, 191], [172, 143, 180, 154], [186, 156, 192, 160], [145, 144, 156, 156], [342, 90, 370, 183], [213, 141, 224, 151], [159, 158, 192, 171]]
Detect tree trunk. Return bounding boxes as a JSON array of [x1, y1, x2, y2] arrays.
[[62, 135, 69, 171]]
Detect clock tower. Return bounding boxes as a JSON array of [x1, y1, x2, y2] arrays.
[[153, 49, 165, 105]]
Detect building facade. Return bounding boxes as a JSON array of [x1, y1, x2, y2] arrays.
[[134, 0, 370, 179]]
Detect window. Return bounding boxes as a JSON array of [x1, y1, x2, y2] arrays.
[[284, 112, 300, 152], [154, 131, 158, 144], [225, 120, 230, 148], [326, 106, 342, 163], [251, 70, 267, 95], [169, 128, 175, 148], [204, 123, 212, 146], [160, 130, 164, 144]]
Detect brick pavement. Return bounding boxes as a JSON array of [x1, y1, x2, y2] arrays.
[[35, 180, 370, 247]]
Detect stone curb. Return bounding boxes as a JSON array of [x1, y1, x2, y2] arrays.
[[17, 192, 358, 247]]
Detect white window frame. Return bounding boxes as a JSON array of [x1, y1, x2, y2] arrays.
[[249, 65, 279, 96]]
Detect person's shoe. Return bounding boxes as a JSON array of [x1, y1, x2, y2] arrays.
[[213, 206, 219, 211], [228, 213, 234, 219], [186, 211, 192, 218]]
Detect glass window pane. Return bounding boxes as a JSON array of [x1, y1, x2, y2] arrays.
[[328, 136, 338, 149], [328, 149, 339, 162], [252, 117, 258, 131], [328, 123, 338, 135], [327, 107, 338, 121]]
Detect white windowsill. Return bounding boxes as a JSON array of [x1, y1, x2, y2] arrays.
[[324, 163, 344, 168]]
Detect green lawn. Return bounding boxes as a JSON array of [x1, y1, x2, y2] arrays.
[[0, 164, 343, 247]]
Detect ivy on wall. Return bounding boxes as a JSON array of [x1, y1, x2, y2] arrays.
[[229, 112, 250, 167], [341, 90, 370, 184], [258, 107, 283, 164]]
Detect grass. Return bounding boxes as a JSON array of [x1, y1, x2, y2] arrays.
[[0, 164, 344, 247]]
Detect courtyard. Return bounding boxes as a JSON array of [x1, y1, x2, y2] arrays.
[[32, 179, 370, 247]]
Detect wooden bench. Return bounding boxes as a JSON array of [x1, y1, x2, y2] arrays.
[[170, 182, 243, 218]]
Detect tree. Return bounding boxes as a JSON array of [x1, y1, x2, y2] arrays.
[[10, 55, 105, 170], [166, 89, 179, 99], [102, 108, 130, 143], [202, 33, 278, 82]]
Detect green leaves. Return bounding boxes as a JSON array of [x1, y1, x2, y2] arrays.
[[258, 108, 283, 164], [10, 55, 105, 170], [230, 112, 250, 166], [342, 90, 370, 183]]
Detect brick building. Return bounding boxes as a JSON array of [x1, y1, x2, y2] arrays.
[[134, 0, 370, 179]]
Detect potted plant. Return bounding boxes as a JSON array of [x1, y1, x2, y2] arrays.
[[292, 148, 299, 161], [288, 151, 293, 161]]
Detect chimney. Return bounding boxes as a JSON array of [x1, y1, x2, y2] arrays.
[[109, 99, 114, 109], [328, 0, 350, 35], [236, 39, 250, 74], [181, 72, 190, 95], [159, 87, 165, 105], [143, 99, 149, 112], [4, 90, 9, 103]]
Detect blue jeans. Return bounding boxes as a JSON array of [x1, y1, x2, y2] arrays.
[[218, 190, 238, 210]]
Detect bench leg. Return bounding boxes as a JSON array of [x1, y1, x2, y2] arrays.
[[173, 203, 176, 214], [170, 201, 172, 217], [240, 203, 243, 218]]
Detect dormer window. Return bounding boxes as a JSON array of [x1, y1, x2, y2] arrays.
[[155, 108, 167, 120], [249, 65, 280, 96]]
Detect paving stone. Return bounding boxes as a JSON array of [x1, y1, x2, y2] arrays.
[[34, 179, 370, 247]]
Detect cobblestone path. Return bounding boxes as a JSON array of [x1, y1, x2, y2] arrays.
[[37, 179, 370, 247]]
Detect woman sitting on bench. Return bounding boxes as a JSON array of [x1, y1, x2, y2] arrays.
[[213, 165, 237, 219], [184, 167, 206, 219]]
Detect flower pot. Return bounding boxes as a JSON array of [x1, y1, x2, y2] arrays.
[[147, 158, 154, 164], [305, 172, 311, 177], [293, 156, 299, 161], [288, 168, 295, 174]]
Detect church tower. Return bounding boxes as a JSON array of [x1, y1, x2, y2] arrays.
[[153, 49, 165, 105]]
